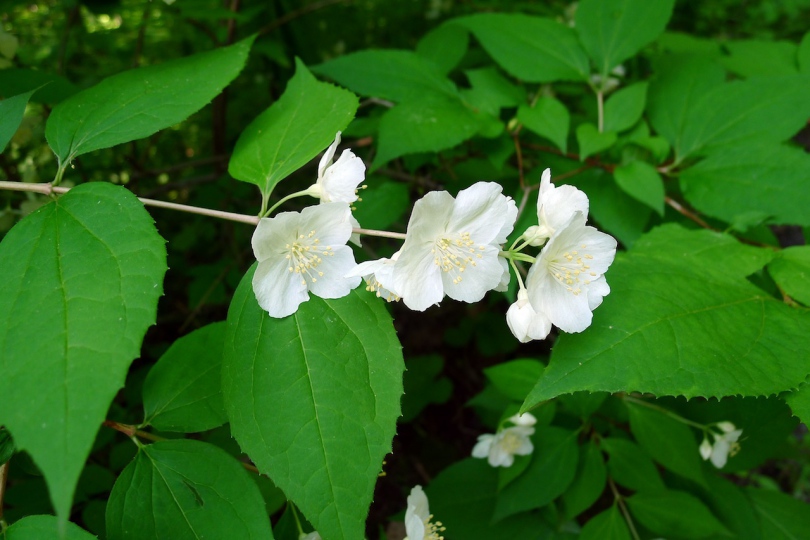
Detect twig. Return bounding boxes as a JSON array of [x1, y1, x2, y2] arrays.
[[0, 461, 7, 524], [664, 196, 714, 230], [608, 477, 641, 540], [259, 0, 349, 35], [185, 18, 221, 45], [513, 130, 526, 190]]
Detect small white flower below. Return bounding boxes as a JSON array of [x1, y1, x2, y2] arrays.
[[471, 413, 537, 468], [404, 485, 445, 540], [700, 422, 743, 469]]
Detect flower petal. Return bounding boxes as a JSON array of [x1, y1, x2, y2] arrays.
[[300, 202, 354, 246], [320, 148, 365, 203], [252, 256, 309, 318], [307, 245, 361, 299], [450, 182, 514, 244], [441, 244, 503, 303], [317, 132, 341, 179]]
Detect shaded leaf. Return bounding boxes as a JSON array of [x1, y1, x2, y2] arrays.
[[0, 68, 78, 104], [768, 246, 810, 305], [518, 98, 570, 153], [721, 40, 798, 77], [613, 160, 664, 216], [576, 123, 617, 160], [581, 505, 631, 540], [627, 490, 730, 538], [748, 487, 810, 539], [416, 23, 470, 75], [561, 441, 607, 519], [484, 359, 544, 402], [603, 82, 648, 133], [0, 89, 35, 153], [5, 515, 97, 540], [601, 438, 665, 492]]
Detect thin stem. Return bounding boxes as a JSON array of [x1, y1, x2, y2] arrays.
[[516, 185, 532, 220], [597, 90, 605, 132], [501, 250, 536, 264], [513, 131, 526, 190], [664, 196, 714, 231], [608, 477, 641, 540], [0, 461, 8, 525], [353, 227, 406, 240], [509, 258, 526, 291], [290, 502, 305, 536], [263, 189, 312, 217], [103, 420, 165, 443], [622, 395, 707, 430]]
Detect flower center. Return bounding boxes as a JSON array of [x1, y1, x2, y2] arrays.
[[431, 232, 485, 284], [363, 276, 400, 302], [548, 243, 598, 296], [422, 515, 446, 540], [500, 431, 524, 454], [285, 230, 334, 286]]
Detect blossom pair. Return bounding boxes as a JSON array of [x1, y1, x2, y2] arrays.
[[472, 413, 537, 468], [506, 169, 617, 343], [699, 421, 743, 469]]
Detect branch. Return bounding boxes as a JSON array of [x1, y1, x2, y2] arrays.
[[259, 0, 349, 35]]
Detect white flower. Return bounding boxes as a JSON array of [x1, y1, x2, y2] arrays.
[[346, 251, 401, 302], [252, 202, 361, 317], [472, 425, 535, 468], [404, 485, 445, 540], [525, 211, 616, 333], [506, 288, 552, 343], [700, 423, 742, 469], [393, 182, 517, 311], [306, 132, 366, 204], [507, 412, 537, 427], [522, 168, 589, 247], [299, 533, 321, 540]]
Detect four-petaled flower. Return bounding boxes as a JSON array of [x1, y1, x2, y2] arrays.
[[525, 211, 617, 333], [393, 182, 517, 311], [522, 168, 589, 247], [700, 422, 743, 469], [472, 412, 537, 468], [404, 485, 445, 540], [307, 131, 366, 204], [252, 202, 360, 318]]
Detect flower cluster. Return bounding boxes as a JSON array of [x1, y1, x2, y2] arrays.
[[249, 135, 616, 343], [471, 413, 537, 467], [699, 421, 743, 469], [404, 485, 445, 540]]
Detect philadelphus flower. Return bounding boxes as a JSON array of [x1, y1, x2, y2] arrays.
[[346, 251, 401, 302], [306, 131, 366, 204], [251, 202, 361, 317], [404, 485, 445, 540], [700, 422, 743, 469], [506, 288, 552, 343], [522, 168, 589, 247], [472, 412, 537, 467], [393, 182, 517, 311], [525, 211, 617, 333], [299, 533, 321, 540]]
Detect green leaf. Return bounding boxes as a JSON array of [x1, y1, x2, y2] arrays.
[[613, 160, 664, 216], [222, 269, 404, 540], [105, 439, 274, 539], [465, 67, 527, 110], [0, 183, 166, 525], [748, 487, 810, 539], [492, 426, 579, 521], [351, 178, 409, 231], [427, 459, 553, 540], [312, 50, 458, 102], [627, 401, 706, 487], [45, 37, 253, 167], [799, 31, 810, 73], [416, 23, 470, 75], [581, 505, 631, 540], [576, 0, 675, 75], [521, 225, 810, 405], [401, 354, 452, 422], [603, 83, 648, 133], [721, 40, 798, 77], [627, 490, 730, 539], [576, 123, 617, 160], [228, 58, 358, 197], [518, 98, 570, 153], [560, 441, 607, 519], [0, 89, 35, 153], [452, 13, 590, 82], [372, 94, 481, 168], [601, 438, 665, 492], [483, 359, 543, 402], [784, 382, 810, 425], [559, 392, 609, 418], [702, 474, 763, 540], [679, 144, 810, 226], [142, 322, 228, 433], [0, 68, 79, 104], [768, 247, 810, 306], [0, 427, 14, 464], [5, 515, 97, 540]]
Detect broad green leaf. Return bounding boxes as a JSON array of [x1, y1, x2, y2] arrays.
[[518, 98, 570, 153], [613, 161, 664, 216], [312, 50, 457, 102], [401, 354, 452, 422], [627, 490, 730, 539], [676, 75, 810, 160], [800, 31, 810, 73], [576, 0, 675, 75], [656, 31, 723, 57], [453, 13, 590, 82], [627, 401, 706, 487], [721, 40, 798, 77], [601, 438, 665, 493], [142, 322, 228, 433], [372, 94, 481, 168], [558, 392, 609, 418], [483, 359, 543, 402], [351, 178, 409, 231], [465, 67, 527, 110], [748, 487, 810, 539], [647, 55, 725, 155], [784, 382, 810, 425], [427, 459, 553, 540], [5, 515, 97, 540], [680, 144, 810, 226], [222, 270, 404, 540], [701, 474, 763, 540], [568, 167, 651, 247], [228, 58, 358, 197], [105, 439, 274, 539], [581, 505, 631, 540], [576, 123, 617, 160], [46, 37, 253, 168], [603, 83, 648, 133], [0, 68, 78, 104], [768, 247, 810, 305], [0, 183, 166, 525], [492, 426, 579, 521], [560, 441, 607, 519], [521, 225, 810, 406], [0, 89, 35, 153], [416, 23, 470, 75]]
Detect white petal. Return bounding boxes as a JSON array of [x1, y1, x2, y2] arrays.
[[472, 434, 495, 458], [587, 276, 610, 310], [526, 259, 594, 333], [252, 256, 309, 318], [300, 533, 322, 540], [710, 438, 730, 468], [493, 257, 510, 292], [251, 212, 298, 262], [450, 182, 513, 244], [300, 202, 353, 246], [716, 421, 737, 433], [307, 245, 361, 299], [442, 245, 504, 303], [320, 149, 365, 203], [403, 191, 455, 242], [406, 485, 430, 523], [393, 239, 444, 311], [349, 213, 361, 247], [404, 511, 426, 540], [699, 438, 712, 461], [495, 196, 519, 245], [506, 290, 552, 342], [317, 132, 341, 179], [489, 445, 514, 467], [508, 412, 537, 427], [539, 184, 589, 233]]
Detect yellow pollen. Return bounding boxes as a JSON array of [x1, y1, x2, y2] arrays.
[[431, 232, 485, 285], [548, 246, 597, 296], [286, 230, 332, 286]]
